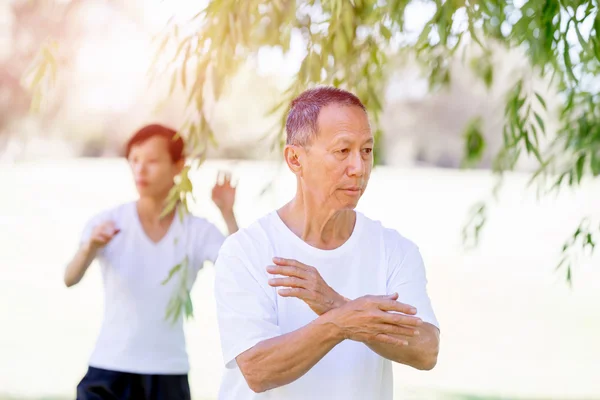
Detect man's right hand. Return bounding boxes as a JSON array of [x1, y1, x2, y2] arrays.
[[65, 221, 119, 287], [323, 293, 422, 347], [88, 221, 120, 250]]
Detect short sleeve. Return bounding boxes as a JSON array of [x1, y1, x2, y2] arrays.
[[81, 216, 98, 245], [79, 213, 107, 254], [201, 223, 226, 264], [387, 241, 439, 330], [214, 250, 281, 369]]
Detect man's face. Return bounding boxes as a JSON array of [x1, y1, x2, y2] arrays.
[[127, 136, 183, 198], [296, 104, 373, 210]]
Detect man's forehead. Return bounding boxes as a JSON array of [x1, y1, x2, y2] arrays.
[[130, 136, 170, 152], [317, 105, 371, 136], [331, 133, 374, 144]]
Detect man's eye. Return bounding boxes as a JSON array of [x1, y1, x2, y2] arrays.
[[363, 148, 373, 154]]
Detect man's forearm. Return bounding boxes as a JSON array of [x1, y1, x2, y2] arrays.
[[366, 323, 440, 370], [320, 297, 439, 370], [236, 316, 343, 393], [64, 243, 97, 287], [221, 210, 239, 235]]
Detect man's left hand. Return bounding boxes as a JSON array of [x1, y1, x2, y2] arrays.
[[267, 257, 347, 315], [211, 171, 236, 214]]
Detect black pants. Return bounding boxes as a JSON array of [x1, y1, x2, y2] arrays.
[[77, 366, 191, 400]]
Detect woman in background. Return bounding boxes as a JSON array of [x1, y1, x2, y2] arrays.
[[64, 124, 238, 400]]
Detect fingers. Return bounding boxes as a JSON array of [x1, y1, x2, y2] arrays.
[[276, 287, 311, 299], [377, 297, 417, 315], [266, 264, 310, 279], [377, 323, 420, 337], [362, 293, 398, 302], [272, 257, 311, 270], [91, 221, 120, 245], [268, 277, 306, 289], [377, 310, 423, 327], [103, 221, 115, 231], [216, 170, 234, 187], [92, 233, 112, 245], [94, 222, 118, 236]]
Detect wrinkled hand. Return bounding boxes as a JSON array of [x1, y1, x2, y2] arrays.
[[267, 257, 347, 315], [324, 293, 423, 347], [211, 171, 236, 213], [89, 221, 119, 250]]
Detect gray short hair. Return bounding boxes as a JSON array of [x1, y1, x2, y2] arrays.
[[285, 86, 367, 146]]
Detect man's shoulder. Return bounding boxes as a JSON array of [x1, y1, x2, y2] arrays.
[[88, 202, 133, 224], [218, 212, 275, 257], [358, 212, 419, 254], [184, 213, 219, 233]]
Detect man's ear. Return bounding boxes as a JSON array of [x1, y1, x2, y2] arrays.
[[284, 145, 303, 174], [174, 158, 185, 174]]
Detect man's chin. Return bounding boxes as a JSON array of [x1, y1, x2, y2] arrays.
[[340, 199, 360, 210]]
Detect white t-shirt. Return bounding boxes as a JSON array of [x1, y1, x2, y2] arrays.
[[79, 202, 225, 374], [214, 211, 439, 400]]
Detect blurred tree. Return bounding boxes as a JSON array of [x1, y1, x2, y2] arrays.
[[4, 0, 141, 156], [0, 0, 82, 137], [28, 0, 599, 284]]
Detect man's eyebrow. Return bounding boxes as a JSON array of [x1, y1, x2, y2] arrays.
[[333, 136, 374, 145]]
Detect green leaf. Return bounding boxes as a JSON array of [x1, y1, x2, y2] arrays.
[[160, 193, 179, 218], [483, 63, 493, 88], [529, 138, 543, 163], [590, 153, 600, 176], [165, 296, 180, 323], [186, 80, 200, 107], [342, 6, 354, 42], [171, 36, 192, 63], [333, 32, 348, 60], [529, 122, 539, 146], [563, 39, 577, 82], [180, 174, 193, 193], [585, 233, 595, 251], [416, 23, 433, 50], [576, 154, 585, 183], [178, 205, 185, 223], [30, 62, 47, 91], [308, 52, 322, 82], [462, 117, 486, 167], [195, 90, 204, 115], [169, 70, 178, 96], [185, 293, 194, 318], [161, 263, 182, 285], [181, 44, 191, 89], [534, 112, 546, 135], [534, 92, 547, 110], [172, 298, 182, 323], [30, 89, 42, 113], [574, 21, 589, 52], [380, 24, 392, 40], [43, 47, 57, 84]]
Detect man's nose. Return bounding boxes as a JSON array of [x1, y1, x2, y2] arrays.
[[134, 162, 146, 176], [347, 151, 365, 177]]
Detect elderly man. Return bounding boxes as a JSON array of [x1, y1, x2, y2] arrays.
[[214, 87, 440, 399]]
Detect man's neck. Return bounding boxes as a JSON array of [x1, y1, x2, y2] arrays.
[[136, 195, 173, 225], [278, 196, 356, 250]]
